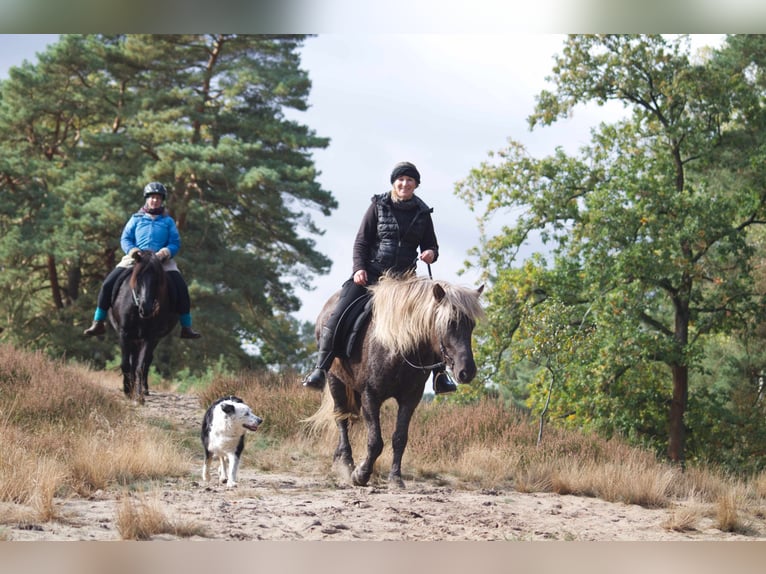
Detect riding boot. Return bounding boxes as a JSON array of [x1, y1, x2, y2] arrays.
[[83, 320, 106, 336], [180, 326, 202, 339], [302, 326, 335, 391], [433, 369, 458, 394]]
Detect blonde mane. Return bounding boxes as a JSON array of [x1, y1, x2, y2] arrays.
[[369, 273, 484, 355]]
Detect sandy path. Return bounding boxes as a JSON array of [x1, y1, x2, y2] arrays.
[[6, 389, 765, 541]]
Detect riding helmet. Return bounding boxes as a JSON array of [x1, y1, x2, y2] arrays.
[[143, 181, 167, 199]]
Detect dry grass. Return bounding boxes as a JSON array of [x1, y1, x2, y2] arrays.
[[69, 425, 190, 494], [4, 341, 766, 534], [715, 487, 750, 533], [661, 502, 703, 532], [116, 493, 209, 540], [0, 344, 189, 522]]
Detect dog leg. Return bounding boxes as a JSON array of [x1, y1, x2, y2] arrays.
[[218, 456, 228, 484], [227, 453, 240, 488], [202, 456, 211, 482]]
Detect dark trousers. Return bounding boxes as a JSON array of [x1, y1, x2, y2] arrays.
[[97, 267, 131, 310]]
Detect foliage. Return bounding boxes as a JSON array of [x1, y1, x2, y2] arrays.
[[457, 34, 766, 465], [0, 34, 334, 374]]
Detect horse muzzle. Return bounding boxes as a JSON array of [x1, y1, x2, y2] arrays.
[[138, 299, 160, 319], [456, 359, 477, 384]]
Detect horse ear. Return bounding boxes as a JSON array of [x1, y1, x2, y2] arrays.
[[477, 284, 485, 295], [132, 250, 142, 263], [221, 403, 235, 415], [433, 283, 446, 302]]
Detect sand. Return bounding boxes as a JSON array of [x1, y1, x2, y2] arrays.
[[6, 388, 765, 542]]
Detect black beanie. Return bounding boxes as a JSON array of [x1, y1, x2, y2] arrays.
[[390, 161, 421, 185]]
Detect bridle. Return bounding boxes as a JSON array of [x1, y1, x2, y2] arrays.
[[401, 262, 453, 373], [130, 258, 161, 318], [403, 341, 451, 372]]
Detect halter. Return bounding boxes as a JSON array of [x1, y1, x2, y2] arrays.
[[131, 286, 141, 308], [130, 258, 161, 317], [402, 340, 451, 372]]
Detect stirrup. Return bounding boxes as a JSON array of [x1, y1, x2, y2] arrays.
[[433, 371, 458, 394]]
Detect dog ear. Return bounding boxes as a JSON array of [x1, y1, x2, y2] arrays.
[[221, 403, 236, 415]]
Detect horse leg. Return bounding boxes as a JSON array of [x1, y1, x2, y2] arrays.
[[120, 334, 135, 398], [128, 339, 142, 403], [389, 399, 418, 488], [136, 340, 157, 404], [351, 390, 384, 487], [333, 417, 354, 484], [329, 378, 354, 477]]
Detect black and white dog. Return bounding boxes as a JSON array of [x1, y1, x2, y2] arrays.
[[201, 396, 263, 488]]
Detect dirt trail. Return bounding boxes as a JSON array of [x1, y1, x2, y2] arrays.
[[7, 387, 765, 541]]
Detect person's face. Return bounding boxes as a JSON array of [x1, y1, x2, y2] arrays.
[[145, 194, 164, 208], [391, 175, 417, 201]]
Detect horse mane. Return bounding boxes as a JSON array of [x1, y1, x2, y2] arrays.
[[369, 272, 484, 355]]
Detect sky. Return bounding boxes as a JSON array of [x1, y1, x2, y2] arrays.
[[0, 34, 725, 325]]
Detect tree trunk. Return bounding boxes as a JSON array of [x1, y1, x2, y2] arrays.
[[668, 363, 688, 464], [669, 290, 690, 465], [47, 254, 64, 310]]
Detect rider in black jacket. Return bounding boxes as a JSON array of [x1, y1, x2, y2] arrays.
[[302, 161, 457, 394]]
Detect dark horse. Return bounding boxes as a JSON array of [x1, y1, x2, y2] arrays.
[[109, 250, 178, 404], [308, 273, 484, 488]]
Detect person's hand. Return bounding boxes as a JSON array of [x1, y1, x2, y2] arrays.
[[419, 250, 435, 264], [157, 247, 171, 261], [353, 269, 368, 286]]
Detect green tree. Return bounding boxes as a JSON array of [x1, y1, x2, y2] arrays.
[[459, 35, 766, 464], [0, 34, 334, 372]]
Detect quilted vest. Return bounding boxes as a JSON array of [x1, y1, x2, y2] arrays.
[[369, 193, 433, 275]]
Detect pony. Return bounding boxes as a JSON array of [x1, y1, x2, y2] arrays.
[[109, 249, 178, 404], [308, 273, 484, 488]]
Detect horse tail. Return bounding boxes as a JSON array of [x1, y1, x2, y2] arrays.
[[302, 382, 359, 437]]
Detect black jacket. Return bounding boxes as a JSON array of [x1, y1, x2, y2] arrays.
[[352, 192, 439, 278]]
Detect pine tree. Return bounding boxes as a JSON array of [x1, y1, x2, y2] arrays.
[[0, 34, 334, 372]]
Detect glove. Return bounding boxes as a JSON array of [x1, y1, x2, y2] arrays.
[[157, 247, 171, 262], [118, 254, 136, 268]]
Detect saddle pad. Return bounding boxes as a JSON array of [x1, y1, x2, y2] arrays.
[[333, 292, 373, 358]]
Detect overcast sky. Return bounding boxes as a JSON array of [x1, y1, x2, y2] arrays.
[[0, 34, 725, 324]]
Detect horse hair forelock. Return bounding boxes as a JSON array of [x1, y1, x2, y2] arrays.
[[369, 273, 484, 356], [130, 251, 165, 290]]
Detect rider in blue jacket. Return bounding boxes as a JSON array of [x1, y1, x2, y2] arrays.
[[83, 182, 201, 339]]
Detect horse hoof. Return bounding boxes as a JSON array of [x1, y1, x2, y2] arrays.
[[389, 475, 406, 489], [351, 469, 369, 487], [333, 462, 354, 484]]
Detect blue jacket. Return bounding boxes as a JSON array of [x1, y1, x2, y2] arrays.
[[120, 209, 181, 257]]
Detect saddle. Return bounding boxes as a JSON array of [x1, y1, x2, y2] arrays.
[[332, 292, 373, 359], [110, 265, 178, 310]]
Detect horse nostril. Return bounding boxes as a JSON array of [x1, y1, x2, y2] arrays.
[[459, 365, 477, 383]]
